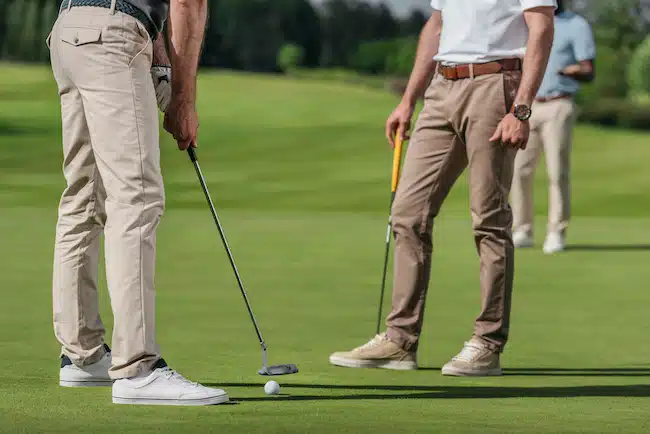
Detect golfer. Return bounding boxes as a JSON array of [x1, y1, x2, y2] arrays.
[[331, 0, 556, 376], [511, 0, 596, 254], [49, 0, 228, 405]]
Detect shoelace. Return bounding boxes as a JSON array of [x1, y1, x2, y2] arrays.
[[453, 342, 483, 363], [158, 367, 200, 388], [355, 334, 386, 351]]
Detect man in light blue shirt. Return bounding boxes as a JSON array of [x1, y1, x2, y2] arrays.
[[511, 0, 595, 254]]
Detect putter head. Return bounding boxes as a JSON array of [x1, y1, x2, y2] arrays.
[[258, 364, 299, 376]]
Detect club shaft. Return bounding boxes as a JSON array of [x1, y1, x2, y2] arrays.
[[376, 191, 396, 335], [190, 156, 266, 348]]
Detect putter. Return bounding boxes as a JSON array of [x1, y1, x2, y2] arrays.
[[375, 133, 406, 336], [187, 147, 298, 376]]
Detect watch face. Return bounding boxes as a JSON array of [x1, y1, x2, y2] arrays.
[[514, 105, 532, 121]]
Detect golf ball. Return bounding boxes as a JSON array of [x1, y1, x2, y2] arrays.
[[264, 380, 280, 395]]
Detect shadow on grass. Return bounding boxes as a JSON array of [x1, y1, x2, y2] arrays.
[[206, 382, 650, 401], [414, 367, 650, 377], [565, 244, 650, 252], [0, 121, 50, 137]]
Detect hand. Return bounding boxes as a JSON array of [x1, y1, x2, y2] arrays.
[[489, 113, 530, 150], [385, 102, 414, 148], [163, 97, 199, 151], [559, 64, 581, 76], [150, 65, 172, 112]]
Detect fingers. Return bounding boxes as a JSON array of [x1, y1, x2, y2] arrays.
[[176, 130, 198, 150], [518, 137, 529, 150], [397, 119, 410, 142], [387, 118, 411, 148], [385, 119, 397, 148], [177, 139, 191, 151], [489, 123, 503, 143], [502, 134, 527, 149]]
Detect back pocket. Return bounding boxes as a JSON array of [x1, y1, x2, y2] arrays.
[[59, 26, 102, 47]]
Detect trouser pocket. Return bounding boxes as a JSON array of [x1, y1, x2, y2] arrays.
[[502, 70, 522, 114]]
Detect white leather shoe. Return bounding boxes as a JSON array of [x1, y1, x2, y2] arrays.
[[112, 359, 229, 406], [59, 344, 112, 387]]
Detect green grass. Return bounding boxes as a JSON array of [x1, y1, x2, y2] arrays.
[[1, 63, 650, 433]]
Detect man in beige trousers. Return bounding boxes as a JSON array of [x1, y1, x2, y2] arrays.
[[49, 0, 228, 405], [511, 0, 596, 254], [330, 0, 556, 376]]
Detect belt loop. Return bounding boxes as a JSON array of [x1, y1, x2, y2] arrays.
[[469, 64, 475, 79], [110, 0, 117, 14], [67, 0, 73, 11], [434, 62, 440, 78]]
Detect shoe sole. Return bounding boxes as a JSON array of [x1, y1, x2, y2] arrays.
[[329, 355, 417, 371], [112, 394, 230, 406], [441, 366, 503, 377], [60, 380, 113, 387]]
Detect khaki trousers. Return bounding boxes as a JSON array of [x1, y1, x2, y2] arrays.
[[385, 70, 521, 353], [49, 6, 163, 379], [511, 98, 576, 235]]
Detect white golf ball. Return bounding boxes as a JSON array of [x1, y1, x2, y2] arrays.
[[264, 380, 280, 395]]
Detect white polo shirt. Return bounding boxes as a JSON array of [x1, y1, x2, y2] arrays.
[[431, 0, 557, 65]]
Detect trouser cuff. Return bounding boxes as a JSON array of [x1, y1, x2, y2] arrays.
[[387, 327, 419, 352]]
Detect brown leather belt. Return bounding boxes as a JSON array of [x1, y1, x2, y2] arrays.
[[535, 93, 573, 103], [439, 58, 522, 80]]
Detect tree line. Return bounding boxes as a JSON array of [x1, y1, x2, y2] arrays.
[[0, 0, 427, 73], [3, 0, 650, 130]]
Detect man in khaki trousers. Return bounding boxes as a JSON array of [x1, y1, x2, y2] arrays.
[[49, 0, 228, 405], [511, 0, 596, 254], [330, 0, 556, 376]]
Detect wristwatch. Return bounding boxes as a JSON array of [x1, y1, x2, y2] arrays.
[[512, 104, 532, 121]]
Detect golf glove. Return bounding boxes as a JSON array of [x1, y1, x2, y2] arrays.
[[151, 65, 171, 113]]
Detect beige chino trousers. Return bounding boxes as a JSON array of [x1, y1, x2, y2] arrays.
[[385, 69, 522, 353], [48, 4, 163, 379], [511, 98, 577, 236]]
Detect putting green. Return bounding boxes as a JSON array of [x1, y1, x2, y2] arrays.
[[1, 64, 649, 433]]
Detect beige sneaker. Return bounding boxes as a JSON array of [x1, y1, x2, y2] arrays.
[[329, 333, 417, 370], [441, 338, 502, 376]]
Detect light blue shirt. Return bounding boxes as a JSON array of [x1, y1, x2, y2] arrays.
[[537, 11, 596, 98]]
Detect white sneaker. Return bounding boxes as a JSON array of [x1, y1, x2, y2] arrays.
[[543, 232, 565, 254], [112, 359, 229, 406], [59, 345, 113, 387], [512, 230, 533, 248]]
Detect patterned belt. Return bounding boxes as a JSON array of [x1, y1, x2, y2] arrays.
[[60, 0, 157, 40]]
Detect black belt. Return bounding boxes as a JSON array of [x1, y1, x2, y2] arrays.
[[60, 0, 157, 40]]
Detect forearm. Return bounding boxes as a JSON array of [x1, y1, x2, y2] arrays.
[[167, 0, 208, 103], [514, 10, 555, 106], [152, 33, 170, 65], [561, 62, 595, 82], [402, 13, 442, 106]]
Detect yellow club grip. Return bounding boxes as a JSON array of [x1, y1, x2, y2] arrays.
[[391, 134, 405, 193]]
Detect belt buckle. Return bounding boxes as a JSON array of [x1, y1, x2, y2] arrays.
[[444, 66, 458, 80]]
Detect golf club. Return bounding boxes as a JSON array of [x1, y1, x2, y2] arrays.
[[375, 132, 406, 336], [187, 147, 298, 376]]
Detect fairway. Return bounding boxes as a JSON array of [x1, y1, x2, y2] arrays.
[[1, 63, 650, 433]]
